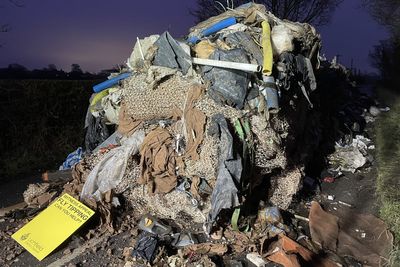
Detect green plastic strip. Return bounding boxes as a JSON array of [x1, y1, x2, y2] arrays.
[[234, 119, 245, 141], [231, 208, 241, 231]]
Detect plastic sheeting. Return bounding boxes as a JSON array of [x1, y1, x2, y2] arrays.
[[271, 24, 294, 56], [275, 52, 316, 107], [80, 130, 144, 201], [203, 48, 250, 109], [91, 88, 122, 125], [224, 31, 263, 65], [59, 147, 82, 170], [328, 144, 367, 173], [296, 54, 317, 92], [153, 31, 191, 75], [92, 132, 122, 153], [84, 112, 110, 153], [206, 114, 242, 232], [276, 52, 317, 93], [131, 233, 159, 264], [127, 34, 160, 70]]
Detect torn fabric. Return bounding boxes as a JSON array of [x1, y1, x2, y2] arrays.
[[59, 147, 83, 170], [139, 128, 178, 194], [172, 84, 206, 161], [117, 102, 143, 136]]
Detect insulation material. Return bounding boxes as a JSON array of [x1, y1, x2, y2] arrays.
[[269, 168, 302, 210], [183, 131, 219, 185], [122, 73, 190, 120], [194, 40, 216, 59], [195, 93, 243, 123], [261, 21, 273, 76], [123, 184, 210, 224]]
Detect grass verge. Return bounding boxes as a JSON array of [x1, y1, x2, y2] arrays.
[[375, 88, 400, 265], [0, 79, 97, 180]]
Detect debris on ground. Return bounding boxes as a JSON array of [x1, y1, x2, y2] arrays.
[[1, 3, 393, 267], [309, 201, 393, 267]]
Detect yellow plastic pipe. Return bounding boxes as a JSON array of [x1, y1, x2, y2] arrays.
[[261, 21, 273, 76]]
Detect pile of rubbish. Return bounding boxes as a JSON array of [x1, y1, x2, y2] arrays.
[[315, 58, 390, 182], [1, 3, 394, 267], [76, 2, 323, 229], [63, 3, 324, 226]]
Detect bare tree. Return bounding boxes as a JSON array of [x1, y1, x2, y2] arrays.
[[363, 1, 400, 87], [0, 0, 23, 46], [363, 0, 400, 38], [191, 0, 343, 26], [1, 0, 23, 32]]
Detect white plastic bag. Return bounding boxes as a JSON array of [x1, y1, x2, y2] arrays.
[[271, 25, 294, 56], [80, 130, 145, 201]]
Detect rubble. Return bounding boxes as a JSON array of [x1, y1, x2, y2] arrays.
[[2, 2, 393, 266]]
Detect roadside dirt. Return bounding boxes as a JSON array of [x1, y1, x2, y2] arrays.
[[0, 137, 381, 267], [0, 87, 385, 267], [0, 173, 41, 209]]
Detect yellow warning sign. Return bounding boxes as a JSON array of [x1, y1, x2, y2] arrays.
[[12, 193, 95, 261]]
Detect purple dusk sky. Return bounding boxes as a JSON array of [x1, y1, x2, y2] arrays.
[[0, 0, 389, 73]]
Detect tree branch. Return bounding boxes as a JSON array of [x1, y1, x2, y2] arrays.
[[191, 0, 342, 26], [8, 0, 24, 8]]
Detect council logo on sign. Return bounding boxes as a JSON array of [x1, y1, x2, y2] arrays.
[[20, 233, 30, 241]]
